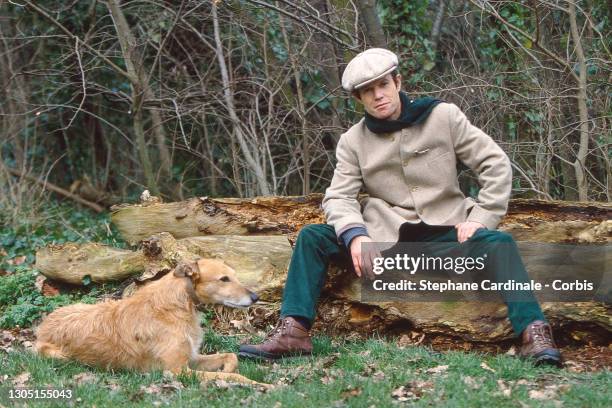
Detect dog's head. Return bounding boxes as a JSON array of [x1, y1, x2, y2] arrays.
[[173, 259, 259, 308]]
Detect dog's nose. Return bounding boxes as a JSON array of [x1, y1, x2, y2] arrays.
[[249, 292, 259, 303]]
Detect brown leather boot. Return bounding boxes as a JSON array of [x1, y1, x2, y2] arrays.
[[238, 317, 313, 360], [519, 320, 562, 367]]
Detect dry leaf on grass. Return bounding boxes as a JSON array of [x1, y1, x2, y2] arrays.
[[340, 386, 362, 399], [425, 365, 449, 375], [462, 376, 481, 389], [372, 371, 386, 382], [505, 346, 517, 356], [528, 389, 557, 400], [563, 360, 586, 373], [320, 375, 334, 385], [7, 256, 26, 266], [106, 382, 121, 392], [480, 362, 496, 373], [391, 380, 434, 402], [496, 379, 512, 397], [1, 330, 16, 353], [140, 384, 162, 395], [73, 372, 97, 385], [12, 372, 31, 387]]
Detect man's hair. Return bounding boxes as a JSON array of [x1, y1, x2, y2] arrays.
[[352, 70, 400, 98]]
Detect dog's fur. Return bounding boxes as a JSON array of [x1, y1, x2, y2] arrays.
[[35, 259, 267, 387]]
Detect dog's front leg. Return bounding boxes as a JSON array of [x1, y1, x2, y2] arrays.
[[190, 353, 238, 373]]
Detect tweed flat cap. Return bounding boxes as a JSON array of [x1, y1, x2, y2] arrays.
[[341, 48, 399, 92]]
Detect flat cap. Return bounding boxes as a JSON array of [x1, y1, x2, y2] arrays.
[[341, 48, 398, 92]]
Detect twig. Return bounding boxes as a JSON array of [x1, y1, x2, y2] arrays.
[[6, 168, 105, 212]]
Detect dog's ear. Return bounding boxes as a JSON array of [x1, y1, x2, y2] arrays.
[[174, 261, 197, 278]]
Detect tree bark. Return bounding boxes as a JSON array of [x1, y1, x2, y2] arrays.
[[111, 194, 612, 245], [568, 0, 590, 201], [355, 0, 387, 48]]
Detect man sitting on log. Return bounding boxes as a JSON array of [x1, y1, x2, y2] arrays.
[[239, 48, 562, 366]]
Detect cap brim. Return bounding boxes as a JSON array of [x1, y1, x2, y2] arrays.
[[352, 66, 397, 91]]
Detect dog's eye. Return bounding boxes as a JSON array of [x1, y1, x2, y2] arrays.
[[219, 276, 230, 282]]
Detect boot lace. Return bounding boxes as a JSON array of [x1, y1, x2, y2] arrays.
[[532, 323, 554, 349], [264, 319, 288, 342]]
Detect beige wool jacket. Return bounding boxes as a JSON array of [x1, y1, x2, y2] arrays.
[[322, 102, 512, 243]]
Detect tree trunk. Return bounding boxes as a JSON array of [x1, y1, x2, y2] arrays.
[[111, 194, 612, 245], [107, 0, 173, 196], [355, 0, 387, 48], [568, 0, 590, 201]]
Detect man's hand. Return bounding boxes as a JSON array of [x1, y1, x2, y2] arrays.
[[349, 236, 381, 280], [455, 221, 486, 243]]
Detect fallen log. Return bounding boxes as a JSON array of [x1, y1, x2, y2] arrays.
[[35, 232, 611, 343], [111, 194, 611, 245]]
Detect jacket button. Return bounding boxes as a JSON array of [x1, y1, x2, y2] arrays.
[[411, 187, 419, 192], [402, 159, 409, 166]]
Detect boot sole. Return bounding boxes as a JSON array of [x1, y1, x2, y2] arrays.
[[238, 350, 312, 361], [524, 349, 563, 368]]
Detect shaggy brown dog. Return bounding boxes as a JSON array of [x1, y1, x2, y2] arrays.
[[35, 259, 268, 387]]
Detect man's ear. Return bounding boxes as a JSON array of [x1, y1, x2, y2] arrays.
[[174, 261, 198, 278], [394, 74, 402, 91]]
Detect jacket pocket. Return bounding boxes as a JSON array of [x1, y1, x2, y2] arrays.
[[425, 151, 455, 184]]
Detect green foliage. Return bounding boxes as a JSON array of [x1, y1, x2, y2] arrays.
[[0, 204, 125, 328], [1, 334, 611, 407]]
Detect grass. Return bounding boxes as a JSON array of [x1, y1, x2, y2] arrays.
[[1, 332, 611, 407], [1, 204, 610, 407]]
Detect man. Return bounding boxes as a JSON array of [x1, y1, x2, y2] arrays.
[[239, 48, 562, 366]]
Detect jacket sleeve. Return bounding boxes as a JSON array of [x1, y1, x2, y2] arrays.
[[322, 132, 367, 238], [449, 104, 512, 230]]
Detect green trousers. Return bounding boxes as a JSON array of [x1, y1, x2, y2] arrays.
[[280, 223, 546, 336]]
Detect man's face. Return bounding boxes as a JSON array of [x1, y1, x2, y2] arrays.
[[353, 74, 402, 120]]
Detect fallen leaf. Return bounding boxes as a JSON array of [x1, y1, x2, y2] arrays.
[[480, 362, 496, 373], [320, 375, 334, 385], [7, 256, 26, 266], [497, 379, 511, 397], [505, 346, 517, 356], [462, 376, 481, 389], [391, 385, 412, 402], [372, 371, 386, 381], [0, 374, 8, 383], [341, 386, 362, 399], [391, 380, 433, 402], [140, 384, 161, 395], [1, 330, 16, 353], [426, 364, 449, 375], [107, 382, 121, 392], [563, 360, 585, 373], [73, 372, 96, 385], [161, 380, 184, 392], [12, 372, 31, 387], [528, 389, 557, 400]]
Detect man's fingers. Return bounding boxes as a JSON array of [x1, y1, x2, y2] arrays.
[[352, 255, 362, 277]]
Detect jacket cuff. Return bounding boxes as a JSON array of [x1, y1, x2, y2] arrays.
[[466, 205, 501, 230], [340, 226, 369, 248]]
